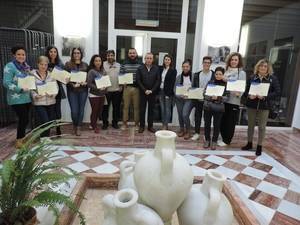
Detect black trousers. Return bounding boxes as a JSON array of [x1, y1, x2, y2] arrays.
[[220, 103, 239, 144], [193, 100, 204, 134], [35, 104, 56, 137], [204, 110, 223, 142], [11, 103, 31, 139], [102, 91, 122, 125], [139, 93, 156, 128]]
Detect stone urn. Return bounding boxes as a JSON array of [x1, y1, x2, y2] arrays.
[[177, 169, 233, 225], [134, 130, 193, 225]]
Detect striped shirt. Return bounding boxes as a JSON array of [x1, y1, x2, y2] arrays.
[[121, 59, 142, 86]]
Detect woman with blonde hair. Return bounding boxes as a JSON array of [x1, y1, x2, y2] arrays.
[[242, 59, 280, 155], [31, 56, 58, 137]]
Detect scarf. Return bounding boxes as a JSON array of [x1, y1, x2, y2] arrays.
[[12, 59, 31, 72]]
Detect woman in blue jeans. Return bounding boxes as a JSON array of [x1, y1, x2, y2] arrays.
[[158, 54, 177, 130], [64, 47, 88, 136], [174, 60, 193, 140]]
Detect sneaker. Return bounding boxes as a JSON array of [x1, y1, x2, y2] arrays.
[[88, 125, 93, 130], [148, 127, 156, 133], [217, 140, 227, 147], [191, 133, 200, 141], [211, 142, 217, 150], [203, 140, 210, 149], [134, 125, 139, 131]]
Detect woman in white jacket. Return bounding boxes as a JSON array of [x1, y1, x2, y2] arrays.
[[31, 56, 58, 137]]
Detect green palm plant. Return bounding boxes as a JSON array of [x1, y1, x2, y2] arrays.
[[0, 121, 85, 225]]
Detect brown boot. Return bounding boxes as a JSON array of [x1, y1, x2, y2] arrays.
[[76, 126, 81, 136], [184, 129, 191, 140], [177, 128, 184, 137], [15, 139, 23, 149]]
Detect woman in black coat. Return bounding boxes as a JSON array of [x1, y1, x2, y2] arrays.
[[158, 54, 177, 130]]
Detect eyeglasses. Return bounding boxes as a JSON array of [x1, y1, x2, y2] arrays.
[[203, 61, 211, 64]]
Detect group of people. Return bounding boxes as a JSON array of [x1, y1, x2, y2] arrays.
[[3, 46, 280, 156]]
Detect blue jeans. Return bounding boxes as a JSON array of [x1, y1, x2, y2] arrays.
[[35, 104, 56, 137], [67, 90, 88, 126], [175, 97, 193, 130], [159, 90, 173, 126]]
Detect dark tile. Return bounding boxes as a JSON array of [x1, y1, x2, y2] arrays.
[[249, 161, 273, 172], [284, 190, 300, 205], [53, 156, 77, 166], [196, 160, 219, 169], [82, 157, 106, 168], [234, 173, 261, 188], [249, 190, 281, 209], [222, 161, 247, 172], [264, 174, 291, 188], [270, 211, 300, 225]]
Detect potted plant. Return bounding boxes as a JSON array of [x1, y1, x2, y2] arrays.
[[0, 122, 85, 225]]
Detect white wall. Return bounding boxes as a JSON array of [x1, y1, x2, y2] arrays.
[[292, 84, 300, 129], [53, 0, 99, 122]]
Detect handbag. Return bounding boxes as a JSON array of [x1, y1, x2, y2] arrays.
[[204, 100, 225, 112]]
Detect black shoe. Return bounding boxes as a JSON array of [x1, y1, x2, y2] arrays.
[[256, 145, 262, 156], [102, 123, 108, 130], [147, 127, 156, 133], [241, 142, 253, 150], [112, 123, 119, 129], [56, 127, 62, 136], [138, 127, 145, 133]]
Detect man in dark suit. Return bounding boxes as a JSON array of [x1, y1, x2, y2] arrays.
[[136, 53, 161, 133]]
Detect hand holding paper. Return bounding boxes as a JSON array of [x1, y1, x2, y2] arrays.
[[226, 80, 246, 92], [249, 83, 270, 97], [119, 73, 133, 85], [95, 75, 112, 89], [18, 76, 36, 90], [70, 71, 87, 83], [205, 84, 225, 97], [176, 85, 189, 96], [50, 67, 71, 84], [187, 88, 204, 99], [37, 81, 58, 96]]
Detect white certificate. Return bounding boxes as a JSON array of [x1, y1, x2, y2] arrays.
[[50, 67, 71, 84], [249, 83, 270, 97], [176, 85, 189, 96], [95, 76, 112, 89], [119, 73, 133, 84], [187, 88, 204, 100], [17, 76, 36, 90], [70, 71, 87, 83], [37, 81, 58, 96], [226, 80, 246, 92], [205, 84, 225, 97]]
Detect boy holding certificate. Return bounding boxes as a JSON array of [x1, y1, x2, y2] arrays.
[[203, 67, 228, 150], [31, 56, 57, 137], [242, 59, 280, 156], [190, 56, 214, 141]]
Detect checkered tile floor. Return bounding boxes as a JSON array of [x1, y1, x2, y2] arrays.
[[8, 145, 300, 225]]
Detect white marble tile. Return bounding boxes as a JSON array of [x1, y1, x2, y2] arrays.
[[49, 150, 69, 161], [278, 200, 300, 221], [232, 181, 255, 198], [254, 154, 273, 166], [57, 145, 75, 151], [230, 155, 253, 166], [250, 200, 275, 224], [241, 167, 268, 180], [183, 154, 201, 165], [0, 164, 3, 169], [204, 155, 227, 165], [92, 163, 119, 174], [269, 167, 288, 179], [67, 162, 90, 173], [191, 165, 207, 177], [288, 182, 300, 194], [215, 166, 239, 179], [99, 152, 123, 162], [257, 181, 287, 199], [71, 152, 96, 161], [74, 146, 93, 151]]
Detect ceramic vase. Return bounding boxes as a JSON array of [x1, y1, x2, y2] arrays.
[[134, 130, 193, 225], [102, 189, 164, 225], [177, 169, 233, 225]]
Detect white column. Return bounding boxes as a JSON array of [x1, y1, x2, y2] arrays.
[[292, 85, 300, 129], [53, 0, 99, 122]]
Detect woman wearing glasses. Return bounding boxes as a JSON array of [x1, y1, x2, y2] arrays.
[[64, 47, 88, 136]]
